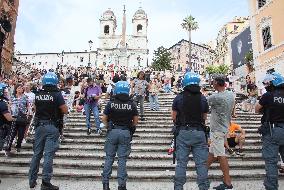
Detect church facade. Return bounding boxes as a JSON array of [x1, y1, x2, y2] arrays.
[[97, 7, 149, 69]]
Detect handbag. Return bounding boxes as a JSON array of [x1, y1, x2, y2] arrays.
[[16, 111, 28, 126]]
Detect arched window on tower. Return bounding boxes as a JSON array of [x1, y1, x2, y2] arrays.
[[104, 25, 110, 34], [137, 24, 143, 33]]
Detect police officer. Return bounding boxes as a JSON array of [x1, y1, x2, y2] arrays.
[[28, 72, 68, 190], [172, 72, 210, 190], [0, 83, 14, 149], [255, 71, 284, 190], [101, 81, 138, 190], [0, 83, 14, 184]]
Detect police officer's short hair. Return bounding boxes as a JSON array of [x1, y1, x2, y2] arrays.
[[213, 74, 226, 87]]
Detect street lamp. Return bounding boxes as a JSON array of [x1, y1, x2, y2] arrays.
[[88, 40, 93, 67], [137, 55, 141, 67]]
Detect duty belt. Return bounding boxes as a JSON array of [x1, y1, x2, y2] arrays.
[[273, 123, 284, 128], [112, 125, 129, 130], [38, 120, 56, 126], [179, 125, 204, 131]]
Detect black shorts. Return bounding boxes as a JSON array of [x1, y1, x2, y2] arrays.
[[227, 137, 238, 148]]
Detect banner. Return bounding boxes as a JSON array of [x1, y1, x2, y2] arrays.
[[231, 27, 252, 69]]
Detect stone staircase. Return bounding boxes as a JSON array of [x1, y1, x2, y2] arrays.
[[0, 93, 283, 181]]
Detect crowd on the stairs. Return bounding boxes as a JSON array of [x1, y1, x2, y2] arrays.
[[0, 65, 284, 190]]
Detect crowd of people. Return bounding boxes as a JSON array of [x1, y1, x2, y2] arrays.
[[0, 63, 283, 190]]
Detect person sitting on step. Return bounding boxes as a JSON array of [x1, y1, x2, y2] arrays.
[[226, 122, 246, 156]]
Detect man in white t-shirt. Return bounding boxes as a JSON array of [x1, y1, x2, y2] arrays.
[[24, 83, 35, 116]]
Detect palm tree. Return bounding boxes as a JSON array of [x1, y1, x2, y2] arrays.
[[181, 15, 199, 71]]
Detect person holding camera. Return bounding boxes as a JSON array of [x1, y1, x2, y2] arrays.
[[83, 78, 103, 135], [28, 72, 68, 189]]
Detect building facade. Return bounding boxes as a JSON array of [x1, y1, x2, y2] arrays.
[[97, 7, 148, 69], [168, 39, 215, 74], [248, 0, 284, 85], [16, 51, 98, 70], [215, 17, 250, 67], [0, 0, 19, 74]]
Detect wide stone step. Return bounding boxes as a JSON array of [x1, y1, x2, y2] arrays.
[[21, 144, 263, 153], [65, 127, 261, 134], [0, 158, 266, 171], [60, 132, 261, 140], [1, 166, 281, 180], [65, 122, 262, 128], [56, 138, 262, 146], [0, 151, 264, 161]]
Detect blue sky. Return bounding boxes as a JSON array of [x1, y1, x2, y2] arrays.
[[15, 0, 249, 56]]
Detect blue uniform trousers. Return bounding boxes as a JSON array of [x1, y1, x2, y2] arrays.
[[262, 124, 284, 190], [28, 123, 59, 185], [174, 129, 209, 190], [102, 129, 131, 186]]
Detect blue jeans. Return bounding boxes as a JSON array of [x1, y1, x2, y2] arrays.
[[262, 125, 284, 190], [102, 129, 131, 186], [174, 129, 209, 190], [133, 95, 145, 116], [84, 103, 101, 130], [28, 123, 59, 185], [149, 94, 159, 110], [164, 85, 171, 93]]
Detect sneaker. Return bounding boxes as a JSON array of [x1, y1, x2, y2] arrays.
[[87, 128, 91, 135], [41, 182, 59, 190], [99, 123, 105, 129], [168, 148, 174, 155], [96, 129, 102, 135], [213, 182, 233, 190], [227, 148, 235, 155], [279, 167, 284, 174], [30, 181, 37, 188], [235, 149, 245, 156], [5, 150, 12, 157]]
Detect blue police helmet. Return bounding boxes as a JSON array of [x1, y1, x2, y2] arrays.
[[0, 83, 7, 97], [113, 81, 130, 95], [262, 73, 274, 86], [271, 72, 284, 87], [182, 72, 201, 88], [42, 72, 59, 86]]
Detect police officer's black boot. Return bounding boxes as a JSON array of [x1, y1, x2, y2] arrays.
[[103, 183, 110, 190], [118, 185, 127, 190], [41, 181, 59, 190]]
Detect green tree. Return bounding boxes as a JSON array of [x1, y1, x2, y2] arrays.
[[217, 64, 230, 75], [181, 15, 199, 70], [151, 46, 172, 71], [205, 64, 230, 75], [245, 51, 254, 72], [205, 65, 218, 75]]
